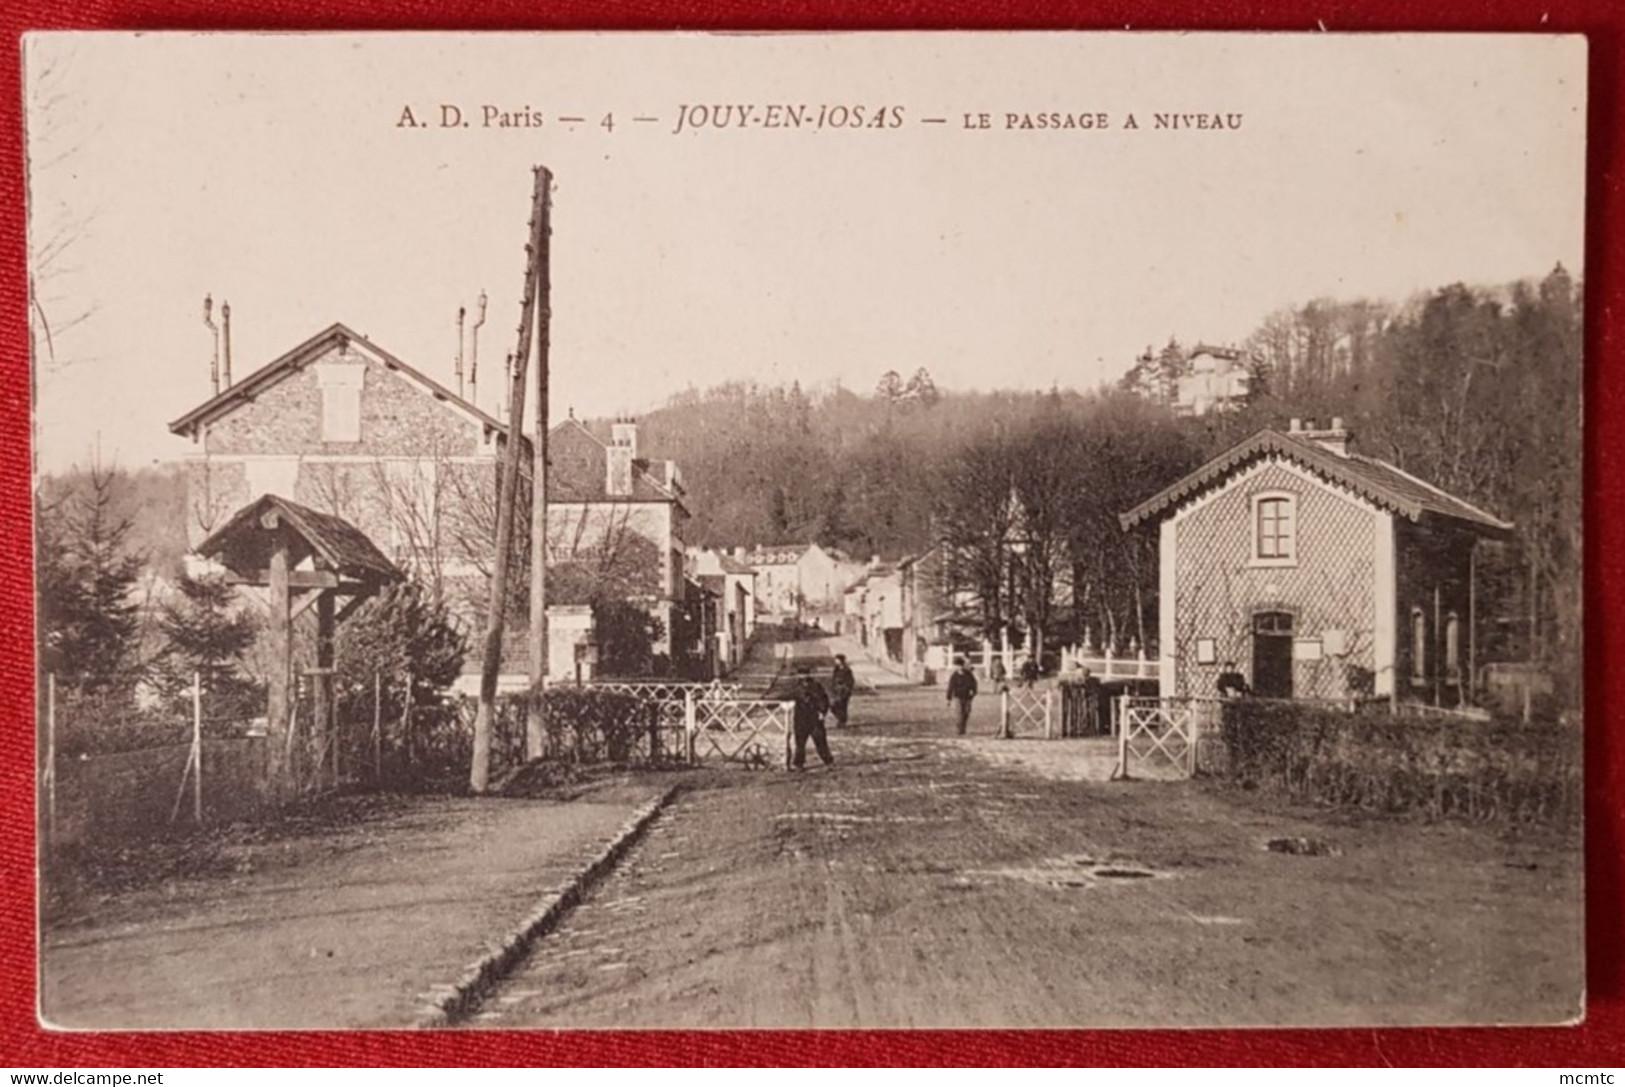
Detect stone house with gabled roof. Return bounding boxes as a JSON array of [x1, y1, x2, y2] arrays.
[[545, 416, 691, 661], [1121, 418, 1513, 707], [169, 322, 694, 679]]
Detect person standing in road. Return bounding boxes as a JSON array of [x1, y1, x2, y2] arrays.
[[830, 654, 856, 727], [790, 665, 835, 771], [947, 657, 978, 736]]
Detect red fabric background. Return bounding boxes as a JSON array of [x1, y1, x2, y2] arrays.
[[2, 1, 1621, 1068]]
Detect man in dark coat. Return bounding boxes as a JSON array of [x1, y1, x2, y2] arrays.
[[946, 657, 979, 736], [1216, 661, 1251, 698], [791, 666, 835, 770], [830, 654, 856, 727]]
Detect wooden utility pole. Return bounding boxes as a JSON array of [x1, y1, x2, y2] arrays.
[[470, 165, 550, 794], [527, 167, 553, 759]]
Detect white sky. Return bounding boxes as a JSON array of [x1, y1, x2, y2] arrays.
[[25, 32, 1586, 473]]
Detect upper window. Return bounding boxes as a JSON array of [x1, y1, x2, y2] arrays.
[[1251, 492, 1297, 565], [315, 361, 365, 444]]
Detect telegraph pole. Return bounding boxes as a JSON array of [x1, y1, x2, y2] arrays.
[[471, 165, 549, 794], [526, 168, 552, 759]]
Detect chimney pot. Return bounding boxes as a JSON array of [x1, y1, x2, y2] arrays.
[[1289, 418, 1302, 432], [1332, 416, 1345, 430]]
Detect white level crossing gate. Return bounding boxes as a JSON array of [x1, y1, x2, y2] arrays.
[[686, 697, 796, 768], [588, 681, 794, 769], [1113, 696, 1218, 779], [999, 686, 1057, 738]]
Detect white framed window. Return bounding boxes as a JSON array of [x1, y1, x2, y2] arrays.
[[1251, 491, 1297, 566]]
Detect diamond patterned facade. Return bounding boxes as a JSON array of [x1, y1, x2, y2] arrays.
[[1172, 457, 1378, 700]]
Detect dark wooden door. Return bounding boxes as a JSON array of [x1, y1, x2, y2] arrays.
[[1252, 611, 1294, 699]]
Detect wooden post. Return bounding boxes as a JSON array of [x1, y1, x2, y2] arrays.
[[527, 167, 554, 761], [265, 526, 292, 799], [1044, 689, 1055, 740], [1433, 584, 1443, 708], [372, 670, 382, 780], [314, 590, 335, 788], [1467, 541, 1478, 708], [472, 165, 549, 793], [192, 670, 203, 823], [45, 672, 56, 847], [1115, 695, 1130, 780], [400, 672, 413, 767], [999, 688, 1010, 738]]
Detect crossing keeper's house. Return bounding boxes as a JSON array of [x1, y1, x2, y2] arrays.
[[1120, 419, 1513, 707]]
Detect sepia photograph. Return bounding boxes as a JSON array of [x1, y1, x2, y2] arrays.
[[25, 31, 1586, 1031]]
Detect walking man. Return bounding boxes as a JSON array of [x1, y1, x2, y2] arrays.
[[790, 665, 835, 771], [830, 653, 856, 727], [947, 657, 979, 736]]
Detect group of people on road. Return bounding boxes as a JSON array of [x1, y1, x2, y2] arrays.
[[787, 653, 855, 771]]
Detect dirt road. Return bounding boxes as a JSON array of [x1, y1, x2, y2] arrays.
[[41, 781, 669, 1030], [473, 651, 1583, 1030]]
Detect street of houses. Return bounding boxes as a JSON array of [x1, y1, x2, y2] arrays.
[[39, 315, 1578, 1031]]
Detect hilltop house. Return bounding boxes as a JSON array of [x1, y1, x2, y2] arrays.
[[168, 323, 693, 683], [1120, 418, 1513, 706], [1174, 344, 1253, 418]]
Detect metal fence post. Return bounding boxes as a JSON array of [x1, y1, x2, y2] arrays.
[[372, 670, 382, 781], [192, 670, 203, 823]]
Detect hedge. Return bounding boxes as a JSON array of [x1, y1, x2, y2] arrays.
[[1218, 700, 1581, 827]]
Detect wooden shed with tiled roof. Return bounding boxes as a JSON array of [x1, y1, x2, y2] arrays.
[[1120, 418, 1511, 707]]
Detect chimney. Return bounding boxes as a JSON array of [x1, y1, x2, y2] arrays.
[[611, 418, 640, 461], [1288, 417, 1303, 432], [606, 417, 636, 496], [733, 546, 746, 560], [469, 290, 487, 408], [203, 295, 220, 396], [455, 306, 466, 398], [221, 301, 233, 388], [1302, 416, 1352, 457]]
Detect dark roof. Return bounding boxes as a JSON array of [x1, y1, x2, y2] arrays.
[[696, 573, 728, 595], [169, 322, 508, 439], [197, 494, 402, 584], [717, 554, 755, 576], [546, 418, 686, 509], [1119, 429, 1513, 535], [744, 544, 812, 565]]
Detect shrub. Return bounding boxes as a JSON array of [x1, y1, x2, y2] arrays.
[[1218, 700, 1580, 827], [524, 686, 666, 765]]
